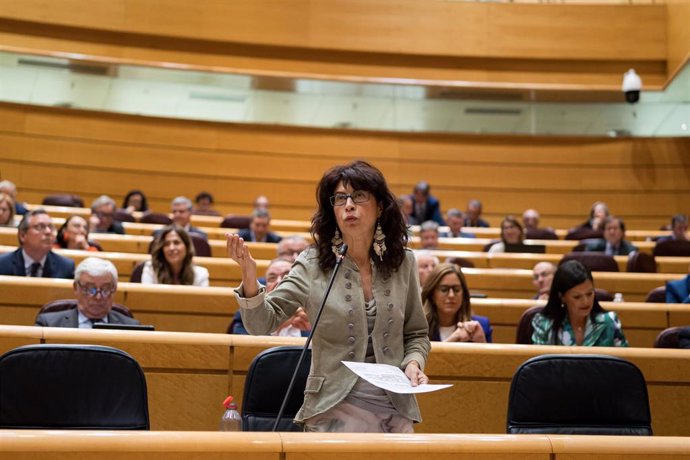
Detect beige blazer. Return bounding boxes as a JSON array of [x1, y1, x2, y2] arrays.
[[235, 248, 430, 423]]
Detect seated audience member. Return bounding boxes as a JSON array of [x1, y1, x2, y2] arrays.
[[532, 261, 555, 300], [0, 180, 28, 215], [415, 250, 439, 286], [35, 257, 140, 328], [276, 235, 310, 262], [579, 201, 610, 232], [531, 260, 628, 347], [522, 209, 541, 232], [419, 220, 440, 250], [487, 216, 524, 254], [54, 215, 100, 252], [410, 181, 444, 226], [253, 195, 269, 211], [397, 195, 417, 226], [585, 216, 638, 256], [444, 208, 474, 238], [463, 199, 490, 228], [142, 225, 209, 287], [90, 195, 125, 234], [666, 269, 690, 304], [422, 263, 492, 343], [193, 191, 221, 216], [0, 209, 75, 279], [170, 196, 208, 239], [238, 209, 282, 243], [0, 192, 16, 226], [122, 189, 149, 214], [657, 214, 688, 243], [230, 257, 310, 337]]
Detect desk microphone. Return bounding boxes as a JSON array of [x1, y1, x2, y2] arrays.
[[272, 243, 348, 431]]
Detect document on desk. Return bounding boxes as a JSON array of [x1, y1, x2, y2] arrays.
[[342, 361, 452, 394]]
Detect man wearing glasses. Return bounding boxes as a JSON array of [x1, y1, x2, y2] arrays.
[[0, 209, 74, 278], [35, 257, 140, 328], [89, 195, 125, 235]]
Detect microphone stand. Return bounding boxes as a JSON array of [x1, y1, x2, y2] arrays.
[[271, 243, 349, 432]]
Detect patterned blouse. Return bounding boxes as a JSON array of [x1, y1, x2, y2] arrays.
[[531, 311, 629, 347]]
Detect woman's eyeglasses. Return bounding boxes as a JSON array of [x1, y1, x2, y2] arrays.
[[330, 190, 371, 207], [437, 285, 462, 295]]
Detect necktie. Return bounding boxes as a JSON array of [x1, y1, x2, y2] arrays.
[[29, 262, 41, 277]]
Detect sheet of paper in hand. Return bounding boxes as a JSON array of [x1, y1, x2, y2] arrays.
[[342, 361, 452, 394]]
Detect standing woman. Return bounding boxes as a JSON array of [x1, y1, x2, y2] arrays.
[[531, 260, 628, 346], [422, 263, 492, 343], [142, 225, 209, 286], [226, 160, 430, 433]]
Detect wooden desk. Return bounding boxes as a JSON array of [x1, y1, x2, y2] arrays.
[[1, 431, 689, 460], [1, 326, 689, 437]]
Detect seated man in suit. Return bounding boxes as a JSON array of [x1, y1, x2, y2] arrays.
[[89, 195, 125, 235], [464, 199, 490, 228], [443, 208, 474, 238], [532, 261, 555, 300], [0, 209, 75, 279], [238, 208, 282, 243], [35, 257, 141, 328], [419, 220, 440, 250], [276, 235, 309, 263], [230, 257, 309, 336], [171, 196, 208, 239], [410, 181, 444, 226], [657, 214, 688, 243], [585, 216, 638, 256]]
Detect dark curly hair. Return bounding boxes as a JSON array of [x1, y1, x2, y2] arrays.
[[542, 260, 606, 341], [311, 160, 407, 276]]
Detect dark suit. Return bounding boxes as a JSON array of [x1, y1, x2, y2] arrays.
[[91, 220, 125, 235], [666, 275, 690, 304], [15, 202, 27, 216], [410, 195, 444, 226], [237, 228, 282, 243], [463, 217, 490, 228], [35, 308, 140, 328], [0, 249, 75, 279], [584, 239, 638, 256]]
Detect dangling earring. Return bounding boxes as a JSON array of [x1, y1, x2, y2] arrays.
[[373, 218, 386, 261], [561, 303, 566, 309], [331, 228, 343, 256]]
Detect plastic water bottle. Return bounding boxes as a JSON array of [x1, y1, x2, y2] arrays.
[[219, 395, 242, 431], [613, 292, 624, 303]]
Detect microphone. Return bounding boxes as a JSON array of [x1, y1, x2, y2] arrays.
[[271, 243, 348, 431]]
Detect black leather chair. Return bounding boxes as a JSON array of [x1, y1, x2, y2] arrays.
[[626, 251, 657, 273], [560, 252, 619, 272], [653, 326, 684, 348], [645, 286, 666, 303], [42, 194, 85, 208], [515, 305, 543, 344], [242, 346, 310, 431], [140, 212, 172, 225], [565, 228, 603, 241], [0, 344, 149, 429], [39, 299, 134, 318], [114, 209, 136, 223], [190, 233, 212, 258], [220, 214, 252, 230], [506, 354, 652, 435], [653, 240, 690, 257], [525, 228, 559, 240], [130, 261, 145, 283], [445, 256, 475, 268]]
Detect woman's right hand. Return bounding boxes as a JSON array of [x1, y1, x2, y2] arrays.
[[225, 233, 258, 296]]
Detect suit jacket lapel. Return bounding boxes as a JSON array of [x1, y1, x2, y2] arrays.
[[12, 250, 26, 276], [64, 309, 79, 328], [42, 253, 53, 278]]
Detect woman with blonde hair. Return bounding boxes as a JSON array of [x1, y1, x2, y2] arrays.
[[422, 263, 493, 343], [142, 225, 209, 286], [0, 193, 16, 227]]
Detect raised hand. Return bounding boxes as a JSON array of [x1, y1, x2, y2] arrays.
[[225, 233, 258, 297]]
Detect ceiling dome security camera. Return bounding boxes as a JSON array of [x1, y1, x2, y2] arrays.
[[622, 69, 642, 104]]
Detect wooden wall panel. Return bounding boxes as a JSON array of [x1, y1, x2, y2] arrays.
[[0, 1, 672, 88], [1, 103, 688, 229]]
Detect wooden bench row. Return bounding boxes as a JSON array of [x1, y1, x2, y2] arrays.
[[0, 325, 688, 437], [26, 204, 678, 242], [1, 276, 688, 346], [1, 430, 689, 460]]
